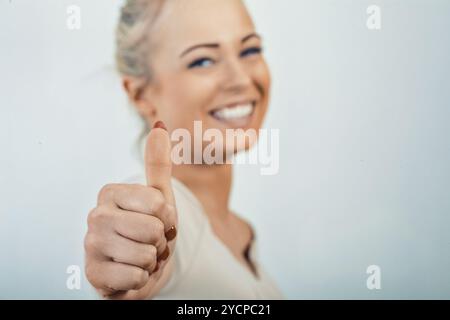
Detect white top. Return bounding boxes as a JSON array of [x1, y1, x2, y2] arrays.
[[124, 174, 284, 300]]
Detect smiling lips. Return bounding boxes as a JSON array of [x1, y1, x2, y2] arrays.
[[209, 100, 256, 125]]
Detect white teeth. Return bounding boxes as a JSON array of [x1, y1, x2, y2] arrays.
[[212, 103, 254, 120]]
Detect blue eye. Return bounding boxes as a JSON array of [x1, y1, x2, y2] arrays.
[[188, 58, 214, 69], [241, 47, 263, 57]]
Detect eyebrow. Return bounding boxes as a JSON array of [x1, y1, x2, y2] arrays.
[[179, 32, 261, 58]]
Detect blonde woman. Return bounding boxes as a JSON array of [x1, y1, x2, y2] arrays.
[[84, 0, 283, 299]]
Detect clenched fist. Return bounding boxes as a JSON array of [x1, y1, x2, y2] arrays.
[[84, 121, 178, 299]]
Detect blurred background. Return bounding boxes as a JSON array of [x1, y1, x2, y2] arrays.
[[0, 0, 449, 299]]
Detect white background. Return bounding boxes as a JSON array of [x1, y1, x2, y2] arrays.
[[1, 0, 449, 299]]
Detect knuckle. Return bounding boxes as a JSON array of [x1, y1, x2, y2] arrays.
[[86, 208, 96, 229], [84, 262, 97, 285], [97, 184, 116, 203], [84, 233, 100, 253], [141, 246, 157, 269], [87, 209, 99, 229], [85, 265, 93, 283], [150, 192, 165, 213], [131, 269, 148, 289], [153, 219, 165, 239], [87, 206, 110, 229], [139, 227, 155, 244]]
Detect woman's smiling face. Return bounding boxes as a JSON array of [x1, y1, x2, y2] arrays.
[[131, 0, 271, 155]]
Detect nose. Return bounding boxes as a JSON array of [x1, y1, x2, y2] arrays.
[[221, 58, 252, 93]]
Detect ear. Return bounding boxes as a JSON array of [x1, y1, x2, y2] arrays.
[[122, 76, 156, 120]]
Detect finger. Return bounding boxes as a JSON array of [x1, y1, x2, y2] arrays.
[[88, 232, 159, 271], [107, 236, 159, 271], [86, 260, 149, 292], [114, 209, 168, 255], [145, 121, 175, 206], [97, 184, 177, 233]]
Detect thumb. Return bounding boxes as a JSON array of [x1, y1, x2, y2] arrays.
[[145, 121, 175, 205]]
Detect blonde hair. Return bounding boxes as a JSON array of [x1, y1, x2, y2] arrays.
[[115, 0, 167, 156], [116, 0, 167, 80]]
